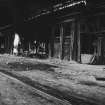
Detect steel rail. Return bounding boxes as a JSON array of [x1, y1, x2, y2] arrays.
[[0, 70, 71, 105], [0, 68, 102, 105]]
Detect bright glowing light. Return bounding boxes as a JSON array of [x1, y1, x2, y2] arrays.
[[13, 33, 20, 47], [13, 33, 20, 55]]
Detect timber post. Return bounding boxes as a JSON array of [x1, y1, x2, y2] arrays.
[[77, 20, 81, 62], [70, 20, 75, 61], [60, 24, 64, 60], [73, 19, 81, 62], [49, 26, 55, 58]]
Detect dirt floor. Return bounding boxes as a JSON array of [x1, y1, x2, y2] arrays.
[[0, 54, 105, 105], [0, 72, 65, 105]]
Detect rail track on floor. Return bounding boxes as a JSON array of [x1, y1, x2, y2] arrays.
[[0, 69, 102, 105]]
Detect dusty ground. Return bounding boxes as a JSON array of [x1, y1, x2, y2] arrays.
[[0, 71, 64, 105], [0, 54, 105, 105]]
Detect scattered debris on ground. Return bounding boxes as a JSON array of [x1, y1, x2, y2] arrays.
[[0, 54, 105, 105]]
